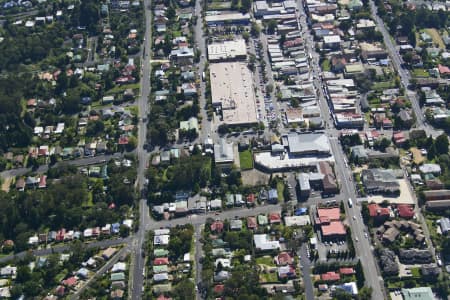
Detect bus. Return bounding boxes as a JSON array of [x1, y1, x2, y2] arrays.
[[348, 198, 353, 207]]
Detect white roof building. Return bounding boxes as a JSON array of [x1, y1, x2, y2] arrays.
[[253, 234, 280, 251]]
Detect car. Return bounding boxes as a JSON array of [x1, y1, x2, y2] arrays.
[[355, 238, 359, 242], [352, 215, 356, 220], [364, 233, 368, 238]]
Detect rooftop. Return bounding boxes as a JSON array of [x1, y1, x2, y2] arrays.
[[207, 39, 247, 61], [286, 133, 331, 155], [210, 62, 258, 125]]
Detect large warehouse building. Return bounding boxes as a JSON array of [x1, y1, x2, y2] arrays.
[[207, 39, 247, 61], [210, 62, 258, 126]]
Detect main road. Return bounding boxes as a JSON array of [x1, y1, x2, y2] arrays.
[[368, 0, 442, 138], [129, 0, 154, 297], [297, 0, 385, 298]]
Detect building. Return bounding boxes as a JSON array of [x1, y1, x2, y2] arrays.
[[368, 203, 390, 222], [286, 133, 331, 157], [298, 173, 311, 198], [439, 217, 450, 235], [361, 169, 400, 194], [210, 62, 258, 126], [214, 138, 234, 167], [402, 287, 435, 300], [205, 13, 250, 26], [253, 234, 280, 251], [207, 39, 247, 61], [323, 35, 341, 49], [424, 190, 450, 209]]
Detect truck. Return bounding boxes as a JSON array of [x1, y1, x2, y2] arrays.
[[348, 198, 353, 207]]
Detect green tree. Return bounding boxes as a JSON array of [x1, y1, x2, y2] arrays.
[[435, 134, 449, 155], [267, 20, 277, 34]]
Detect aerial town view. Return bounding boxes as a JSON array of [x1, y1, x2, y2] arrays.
[[0, 0, 449, 298]]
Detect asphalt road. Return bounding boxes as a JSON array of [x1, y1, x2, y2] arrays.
[[194, 224, 203, 300], [368, 0, 442, 138], [0, 237, 131, 264], [0, 153, 124, 180], [129, 0, 154, 297], [297, 1, 385, 298], [299, 244, 314, 300], [71, 246, 130, 299]]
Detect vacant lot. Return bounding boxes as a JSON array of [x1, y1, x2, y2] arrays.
[[425, 28, 445, 49], [239, 150, 254, 170]]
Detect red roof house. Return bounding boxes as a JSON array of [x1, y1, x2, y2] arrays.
[[246, 193, 256, 205], [321, 221, 346, 238], [62, 276, 77, 287], [368, 203, 390, 219], [339, 267, 355, 275], [269, 212, 281, 224], [154, 257, 169, 265], [213, 284, 225, 294], [317, 208, 340, 221], [438, 64, 450, 75], [210, 220, 224, 232], [39, 175, 47, 188], [276, 252, 293, 265], [247, 217, 257, 229], [321, 272, 341, 282], [397, 204, 415, 219]]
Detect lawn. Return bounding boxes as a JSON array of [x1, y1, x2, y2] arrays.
[[410, 267, 420, 277], [239, 150, 253, 170], [105, 83, 140, 95], [372, 81, 396, 91], [412, 68, 430, 78], [277, 181, 285, 202], [321, 59, 331, 72], [83, 191, 94, 208], [259, 272, 279, 283], [256, 256, 275, 267], [425, 28, 445, 49]]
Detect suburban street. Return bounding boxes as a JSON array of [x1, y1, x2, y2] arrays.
[[297, 1, 385, 298], [129, 0, 154, 296], [368, 0, 442, 138]]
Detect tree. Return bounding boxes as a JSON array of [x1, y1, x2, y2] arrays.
[[267, 20, 277, 34], [173, 279, 195, 300], [240, 0, 252, 13], [435, 134, 449, 155], [250, 22, 261, 37]]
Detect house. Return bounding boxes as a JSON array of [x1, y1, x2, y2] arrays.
[[214, 284, 225, 295], [112, 262, 127, 273], [397, 204, 415, 219], [111, 272, 126, 281], [402, 287, 435, 300], [419, 164, 441, 175], [153, 273, 169, 282], [154, 257, 169, 266], [230, 219, 242, 230], [269, 212, 281, 224], [368, 203, 390, 222], [102, 247, 117, 260], [278, 265, 296, 279], [215, 258, 231, 269], [211, 220, 224, 233], [321, 271, 340, 282], [258, 214, 268, 225], [214, 270, 230, 282], [253, 234, 280, 251], [268, 189, 278, 204], [110, 289, 125, 299], [276, 252, 293, 265], [339, 267, 355, 275], [0, 266, 16, 278], [247, 217, 257, 229], [439, 217, 450, 234], [62, 276, 78, 288]]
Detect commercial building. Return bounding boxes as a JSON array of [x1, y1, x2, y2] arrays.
[[361, 169, 401, 194], [205, 13, 250, 26], [286, 133, 331, 157], [424, 189, 450, 209], [210, 62, 258, 126], [207, 39, 247, 61], [214, 138, 235, 167]]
